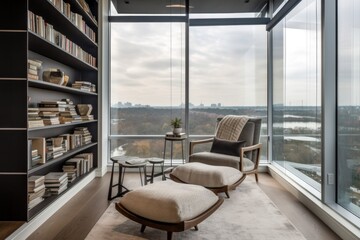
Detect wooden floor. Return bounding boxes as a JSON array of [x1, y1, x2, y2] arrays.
[[2, 173, 341, 240]]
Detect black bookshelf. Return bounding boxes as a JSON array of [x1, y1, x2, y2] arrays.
[[28, 32, 97, 71], [28, 168, 96, 219], [29, 0, 97, 52], [29, 142, 97, 174], [0, 0, 98, 221]]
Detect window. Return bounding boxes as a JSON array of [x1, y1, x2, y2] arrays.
[[272, 0, 321, 193], [337, 0, 360, 218], [110, 22, 185, 161], [189, 25, 268, 159]]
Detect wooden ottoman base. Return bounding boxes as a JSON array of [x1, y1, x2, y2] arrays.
[[169, 162, 246, 198], [115, 181, 224, 240], [115, 198, 223, 240]]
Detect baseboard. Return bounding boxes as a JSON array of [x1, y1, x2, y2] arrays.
[[267, 165, 360, 240], [96, 166, 108, 177], [6, 171, 96, 240]]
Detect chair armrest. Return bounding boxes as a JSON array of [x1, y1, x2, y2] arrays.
[[239, 143, 262, 172], [189, 138, 214, 155]]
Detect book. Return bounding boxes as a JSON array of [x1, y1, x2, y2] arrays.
[[28, 59, 42, 68], [125, 159, 147, 165], [45, 172, 67, 183], [28, 175, 45, 185], [28, 196, 44, 210], [28, 184, 45, 193], [30, 138, 46, 164], [166, 132, 186, 137]]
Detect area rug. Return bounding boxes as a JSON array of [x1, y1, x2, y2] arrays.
[[86, 178, 307, 240]]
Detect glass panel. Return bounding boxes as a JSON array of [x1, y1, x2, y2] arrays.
[[110, 22, 185, 136], [272, 0, 321, 192], [189, 25, 268, 160], [337, 1, 360, 217]]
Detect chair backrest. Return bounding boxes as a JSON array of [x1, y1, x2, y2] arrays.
[[217, 117, 262, 161]]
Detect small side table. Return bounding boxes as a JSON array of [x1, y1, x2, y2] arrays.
[[108, 156, 147, 200], [163, 134, 187, 166], [145, 159, 165, 184]]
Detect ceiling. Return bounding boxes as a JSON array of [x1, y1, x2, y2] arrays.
[[111, 0, 269, 15]]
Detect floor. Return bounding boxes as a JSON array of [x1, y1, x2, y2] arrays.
[[3, 172, 341, 240]]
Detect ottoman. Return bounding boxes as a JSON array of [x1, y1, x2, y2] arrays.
[[170, 162, 245, 197], [115, 181, 223, 240]]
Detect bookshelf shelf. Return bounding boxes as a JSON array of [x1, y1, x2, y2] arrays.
[[68, 0, 98, 28], [28, 31, 97, 71], [29, 142, 97, 174], [29, 0, 97, 52], [28, 80, 98, 96], [0, 0, 98, 221], [28, 167, 96, 219], [28, 120, 98, 131], [30, 0, 97, 52]]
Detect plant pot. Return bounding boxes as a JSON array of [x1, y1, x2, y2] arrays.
[[173, 128, 182, 135]]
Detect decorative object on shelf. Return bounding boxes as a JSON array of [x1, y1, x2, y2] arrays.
[[42, 69, 69, 86], [76, 104, 93, 116], [170, 117, 182, 136]]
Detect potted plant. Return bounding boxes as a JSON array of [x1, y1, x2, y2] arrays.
[[170, 117, 182, 135]]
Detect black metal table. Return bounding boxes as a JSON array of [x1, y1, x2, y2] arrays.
[[108, 156, 147, 200], [163, 135, 187, 166], [145, 158, 166, 184]]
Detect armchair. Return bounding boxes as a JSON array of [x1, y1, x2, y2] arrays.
[[189, 117, 262, 182]]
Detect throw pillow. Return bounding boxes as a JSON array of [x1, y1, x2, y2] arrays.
[[210, 137, 246, 157]]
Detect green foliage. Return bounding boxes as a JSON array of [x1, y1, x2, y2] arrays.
[[170, 117, 182, 128]]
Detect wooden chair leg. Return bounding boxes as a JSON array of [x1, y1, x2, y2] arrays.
[[255, 173, 258, 182], [140, 224, 146, 232], [225, 191, 230, 198], [167, 231, 173, 240]]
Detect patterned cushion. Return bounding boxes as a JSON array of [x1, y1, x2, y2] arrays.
[[171, 162, 243, 188], [120, 181, 218, 223]]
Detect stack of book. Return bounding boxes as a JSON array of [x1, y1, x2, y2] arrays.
[[31, 149, 42, 166], [27, 59, 42, 80], [28, 176, 45, 210], [62, 164, 77, 183], [37, 99, 82, 125], [58, 99, 82, 124], [75, 152, 93, 173], [63, 158, 81, 178], [46, 137, 65, 160], [28, 108, 45, 128], [74, 127, 92, 145], [44, 172, 68, 195], [71, 81, 96, 93], [63, 152, 93, 178]]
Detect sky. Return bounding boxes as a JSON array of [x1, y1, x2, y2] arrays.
[[108, 0, 351, 108]]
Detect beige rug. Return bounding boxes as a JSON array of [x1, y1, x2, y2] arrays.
[[86, 178, 307, 240]]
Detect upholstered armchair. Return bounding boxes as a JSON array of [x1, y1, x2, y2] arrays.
[[189, 117, 262, 182]]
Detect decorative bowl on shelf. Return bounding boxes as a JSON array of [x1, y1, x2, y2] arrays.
[[77, 104, 93, 116], [43, 69, 68, 85]]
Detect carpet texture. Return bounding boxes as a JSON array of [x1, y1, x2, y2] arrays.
[[86, 178, 307, 240]]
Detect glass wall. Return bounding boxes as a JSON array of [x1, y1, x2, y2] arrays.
[[110, 22, 185, 162], [338, 1, 360, 218], [189, 25, 268, 159], [272, 0, 321, 192]]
